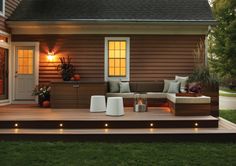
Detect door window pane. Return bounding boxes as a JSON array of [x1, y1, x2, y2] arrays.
[[17, 49, 34, 74]]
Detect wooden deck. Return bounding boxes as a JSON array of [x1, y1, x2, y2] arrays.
[[0, 105, 218, 128], [0, 118, 235, 142], [0, 105, 235, 141]]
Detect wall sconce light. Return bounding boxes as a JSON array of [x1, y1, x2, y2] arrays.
[[47, 52, 55, 62]]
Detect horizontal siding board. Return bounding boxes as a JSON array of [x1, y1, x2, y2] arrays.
[[0, 0, 21, 32], [12, 34, 204, 83]]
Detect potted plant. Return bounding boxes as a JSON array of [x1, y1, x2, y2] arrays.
[[187, 66, 219, 92], [57, 56, 75, 81], [32, 85, 51, 107]]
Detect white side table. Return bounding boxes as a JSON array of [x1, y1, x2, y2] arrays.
[[106, 97, 124, 116], [90, 95, 106, 112]]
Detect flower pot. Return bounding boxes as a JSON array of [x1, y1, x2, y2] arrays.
[[74, 74, 80, 81], [42, 100, 50, 108]]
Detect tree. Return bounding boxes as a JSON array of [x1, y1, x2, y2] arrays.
[[208, 0, 236, 86]]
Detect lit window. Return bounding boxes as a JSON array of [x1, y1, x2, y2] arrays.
[[105, 37, 130, 81], [17, 48, 34, 74], [0, 0, 5, 16]]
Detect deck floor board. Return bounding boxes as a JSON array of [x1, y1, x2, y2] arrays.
[[0, 105, 217, 121]]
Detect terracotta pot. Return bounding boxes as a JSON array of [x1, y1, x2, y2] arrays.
[[42, 100, 50, 108], [74, 74, 80, 81]]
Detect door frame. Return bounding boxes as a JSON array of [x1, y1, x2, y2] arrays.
[[11, 42, 39, 104]]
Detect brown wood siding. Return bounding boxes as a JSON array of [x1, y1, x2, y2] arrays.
[[11, 35, 205, 84], [0, 0, 21, 32]]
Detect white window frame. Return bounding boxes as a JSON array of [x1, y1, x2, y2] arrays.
[[0, 0, 5, 17], [104, 37, 130, 81]]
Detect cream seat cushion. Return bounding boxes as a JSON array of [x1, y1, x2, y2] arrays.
[[167, 93, 210, 104], [146, 92, 167, 98]]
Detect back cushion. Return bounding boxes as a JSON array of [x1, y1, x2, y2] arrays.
[[129, 82, 137, 92], [135, 81, 164, 92]]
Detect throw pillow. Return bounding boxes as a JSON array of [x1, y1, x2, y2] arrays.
[[119, 82, 131, 93], [175, 76, 189, 93], [167, 82, 181, 93], [163, 80, 177, 93], [109, 81, 120, 93]]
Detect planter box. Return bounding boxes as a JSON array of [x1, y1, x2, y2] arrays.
[[176, 93, 202, 97]]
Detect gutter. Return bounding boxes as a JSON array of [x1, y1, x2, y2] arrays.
[[6, 19, 217, 27]]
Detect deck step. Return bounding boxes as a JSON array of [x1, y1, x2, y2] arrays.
[[0, 117, 219, 129], [0, 119, 235, 142]]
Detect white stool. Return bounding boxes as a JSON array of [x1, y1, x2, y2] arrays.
[[90, 95, 106, 112], [106, 97, 124, 116]]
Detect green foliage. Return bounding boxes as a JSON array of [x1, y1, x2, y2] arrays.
[[57, 56, 75, 81], [32, 84, 51, 101], [188, 66, 219, 88], [208, 0, 236, 85]]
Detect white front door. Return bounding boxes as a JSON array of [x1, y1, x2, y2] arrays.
[[15, 47, 35, 100]]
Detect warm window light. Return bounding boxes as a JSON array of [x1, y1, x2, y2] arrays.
[[0, 39, 4, 42], [47, 52, 55, 61], [14, 123, 18, 127]]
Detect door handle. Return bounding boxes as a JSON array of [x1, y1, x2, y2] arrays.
[[15, 71, 18, 78]]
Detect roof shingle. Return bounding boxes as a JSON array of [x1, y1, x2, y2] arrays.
[[8, 0, 215, 22]]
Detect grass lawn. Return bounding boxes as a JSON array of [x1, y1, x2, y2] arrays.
[[220, 88, 236, 93], [219, 91, 236, 97], [0, 141, 236, 166], [220, 109, 236, 123], [0, 110, 235, 166], [219, 87, 236, 97]]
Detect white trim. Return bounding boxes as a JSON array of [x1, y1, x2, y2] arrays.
[[0, 30, 10, 36], [11, 100, 37, 104], [0, 0, 5, 17], [104, 37, 130, 81], [11, 42, 39, 104], [0, 100, 10, 106], [0, 30, 10, 49]]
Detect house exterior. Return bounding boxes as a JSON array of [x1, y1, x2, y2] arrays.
[[0, 0, 215, 104]]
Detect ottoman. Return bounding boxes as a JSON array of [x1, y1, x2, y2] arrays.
[[106, 97, 124, 116], [90, 95, 106, 112]]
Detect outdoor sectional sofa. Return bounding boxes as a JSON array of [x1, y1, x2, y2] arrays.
[[106, 81, 211, 116]]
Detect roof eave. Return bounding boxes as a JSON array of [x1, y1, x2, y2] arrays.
[[6, 19, 217, 27]]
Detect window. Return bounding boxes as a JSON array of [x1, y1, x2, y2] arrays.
[[17, 48, 34, 74], [0, 47, 8, 99], [105, 37, 130, 81], [0, 0, 5, 16]]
